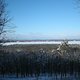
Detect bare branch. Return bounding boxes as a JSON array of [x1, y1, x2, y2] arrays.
[[0, 0, 12, 42]]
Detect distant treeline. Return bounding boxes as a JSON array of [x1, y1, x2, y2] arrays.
[[3, 39, 80, 43], [0, 48, 80, 77]]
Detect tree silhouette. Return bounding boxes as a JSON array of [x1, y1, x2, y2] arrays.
[[0, 0, 11, 43]]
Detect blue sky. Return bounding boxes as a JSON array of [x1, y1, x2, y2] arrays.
[[7, 0, 80, 40]]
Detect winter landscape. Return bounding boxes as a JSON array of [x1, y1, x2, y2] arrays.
[[1, 40, 80, 80], [1, 0, 80, 80]]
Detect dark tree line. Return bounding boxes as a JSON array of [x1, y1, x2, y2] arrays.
[[0, 47, 80, 77]]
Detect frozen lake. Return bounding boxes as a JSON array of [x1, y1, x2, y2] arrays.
[[2, 41, 80, 45]]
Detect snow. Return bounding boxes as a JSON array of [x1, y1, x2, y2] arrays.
[[2, 41, 61, 45], [68, 41, 80, 44], [0, 74, 79, 80], [2, 41, 80, 46]]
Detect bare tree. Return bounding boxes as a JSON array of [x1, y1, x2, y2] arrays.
[[0, 0, 11, 42]]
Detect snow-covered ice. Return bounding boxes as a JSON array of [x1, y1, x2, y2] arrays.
[[2, 41, 80, 46]]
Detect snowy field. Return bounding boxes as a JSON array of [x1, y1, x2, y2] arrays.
[[0, 74, 80, 80], [2, 41, 80, 46]]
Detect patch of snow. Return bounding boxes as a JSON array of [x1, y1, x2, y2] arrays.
[[0, 74, 79, 80]]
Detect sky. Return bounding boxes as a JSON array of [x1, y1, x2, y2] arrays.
[[7, 0, 80, 40]]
